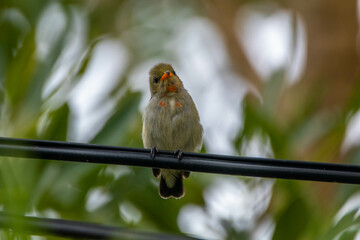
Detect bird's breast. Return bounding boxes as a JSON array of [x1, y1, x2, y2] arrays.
[[157, 97, 183, 116], [169, 98, 176, 112]]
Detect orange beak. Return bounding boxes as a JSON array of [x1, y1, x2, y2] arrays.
[[160, 71, 174, 81]]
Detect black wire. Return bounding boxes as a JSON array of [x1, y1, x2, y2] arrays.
[[0, 212, 203, 240], [0, 137, 359, 184]]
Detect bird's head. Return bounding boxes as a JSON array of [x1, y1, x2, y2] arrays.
[[149, 63, 183, 97]]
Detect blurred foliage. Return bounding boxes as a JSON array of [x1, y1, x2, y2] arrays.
[[0, 0, 359, 240]]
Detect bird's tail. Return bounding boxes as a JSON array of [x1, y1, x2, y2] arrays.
[[159, 171, 184, 199]]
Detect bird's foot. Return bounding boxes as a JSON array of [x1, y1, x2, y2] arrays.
[[174, 149, 184, 161], [150, 146, 159, 160]]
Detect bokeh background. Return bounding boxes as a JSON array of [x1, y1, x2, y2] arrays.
[[1, 0, 360, 239]]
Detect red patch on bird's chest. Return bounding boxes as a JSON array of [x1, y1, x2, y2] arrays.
[[159, 101, 166, 107], [166, 85, 177, 92]]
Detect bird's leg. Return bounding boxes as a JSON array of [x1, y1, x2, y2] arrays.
[[150, 146, 159, 160], [174, 149, 184, 161], [151, 147, 161, 177]]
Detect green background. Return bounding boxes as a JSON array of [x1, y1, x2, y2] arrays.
[[0, 0, 360, 239]]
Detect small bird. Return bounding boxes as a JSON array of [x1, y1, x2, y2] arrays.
[[142, 63, 203, 199]]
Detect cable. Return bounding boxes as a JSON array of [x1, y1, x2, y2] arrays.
[[0, 212, 203, 240], [0, 137, 359, 184]]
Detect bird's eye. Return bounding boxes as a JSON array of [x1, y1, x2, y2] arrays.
[[153, 77, 159, 83], [172, 70, 176, 75]]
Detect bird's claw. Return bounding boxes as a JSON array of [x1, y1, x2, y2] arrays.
[[174, 149, 184, 161], [150, 147, 159, 160]]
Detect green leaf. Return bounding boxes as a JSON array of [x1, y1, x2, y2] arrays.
[[38, 103, 70, 141], [321, 208, 360, 240], [91, 90, 142, 146], [272, 198, 309, 240], [4, 31, 37, 110]]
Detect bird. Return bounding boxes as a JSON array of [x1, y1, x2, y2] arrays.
[[142, 63, 203, 199]]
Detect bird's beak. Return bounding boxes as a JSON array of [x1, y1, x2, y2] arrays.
[[160, 71, 174, 81]]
